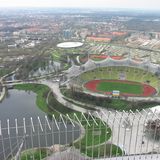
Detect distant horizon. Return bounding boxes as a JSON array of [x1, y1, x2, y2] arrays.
[[0, 0, 160, 11], [0, 6, 160, 13]]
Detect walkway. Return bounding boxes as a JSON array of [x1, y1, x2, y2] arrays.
[[99, 154, 160, 160], [4, 79, 160, 159], [43, 80, 160, 156], [0, 79, 6, 102], [40, 80, 160, 156]]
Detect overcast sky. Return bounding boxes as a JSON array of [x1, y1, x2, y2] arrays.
[[0, 0, 160, 10]]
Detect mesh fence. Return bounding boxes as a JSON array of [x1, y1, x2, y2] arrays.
[[0, 109, 160, 160]]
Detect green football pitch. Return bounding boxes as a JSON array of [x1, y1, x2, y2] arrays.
[[97, 81, 143, 94]]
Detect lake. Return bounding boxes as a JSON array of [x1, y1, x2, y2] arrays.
[[0, 89, 80, 160]]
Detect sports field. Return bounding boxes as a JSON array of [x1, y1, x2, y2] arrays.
[[97, 80, 142, 94], [79, 66, 159, 97], [84, 79, 156, 97]]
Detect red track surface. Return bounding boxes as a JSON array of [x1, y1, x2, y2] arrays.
[[90, 55, 124, 60], [84, 79, 157, 97], [80, 55, 124, 63]]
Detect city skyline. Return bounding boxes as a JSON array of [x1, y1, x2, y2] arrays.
[[0, 0, 160, 11]]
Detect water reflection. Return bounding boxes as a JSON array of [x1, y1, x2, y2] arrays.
[[0, 89, 80, 160]]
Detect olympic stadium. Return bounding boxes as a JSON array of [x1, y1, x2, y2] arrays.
[[67, 55, 160, 98]]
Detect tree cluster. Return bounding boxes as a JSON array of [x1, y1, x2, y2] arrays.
[[145, 119, 160, 139]]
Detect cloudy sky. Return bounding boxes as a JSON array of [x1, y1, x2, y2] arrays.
[[0, 0, 160, 10]]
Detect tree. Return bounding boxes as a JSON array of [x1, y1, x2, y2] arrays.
[[145, 119, 160, 139]]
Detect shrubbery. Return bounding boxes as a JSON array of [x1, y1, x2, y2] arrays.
[[63, 89, 160, 111]]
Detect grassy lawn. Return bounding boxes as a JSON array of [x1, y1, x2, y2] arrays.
[[21, 148, 49, 160], [14, 84, 122, 158], [47, 92, 112, 146], [52, 50, 61, 62], [63, 97, 97, 111], [47, 92, 115, 158], [85, 144, 123, 157], [73, 116, 111, 145], [69, 112, 112, 158], [97, 81, 143, 94], [48, 91, 75, 115], [0, 68, 11, 77]]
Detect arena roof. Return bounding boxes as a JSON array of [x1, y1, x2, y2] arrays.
[[57, 42, 83, 48]]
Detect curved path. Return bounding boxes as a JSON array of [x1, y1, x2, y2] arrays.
[[38, 80, 160, 155], [42, 80, 160, 156], [0, 80, 6, 102], [98, 154, 160, 160], [41, 80, 89, 113], [5, 79, 160, 159]]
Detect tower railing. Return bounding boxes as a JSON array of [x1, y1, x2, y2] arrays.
[[0, 110, 160, 160]]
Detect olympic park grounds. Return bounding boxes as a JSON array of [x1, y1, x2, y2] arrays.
[[2, 44, 160, 159], [37, 46, 160, 159]]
